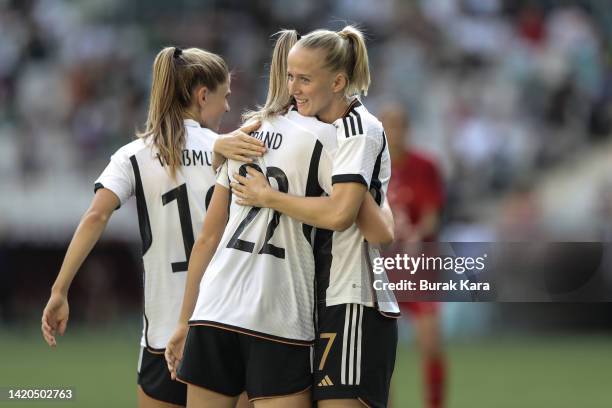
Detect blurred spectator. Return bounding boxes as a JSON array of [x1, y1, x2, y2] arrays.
[[497, 182, 545, 241], [380, 102, 447, 408], [516, 3, 546, 47], [382, 102, 445, 243]]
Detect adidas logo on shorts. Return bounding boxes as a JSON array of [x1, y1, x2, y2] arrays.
[[317, 375, 334, 387]]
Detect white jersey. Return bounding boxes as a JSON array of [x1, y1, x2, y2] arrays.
[[95, 119, 218, 351], [190, 111, 337, 345], [315, 100, 400, 316]]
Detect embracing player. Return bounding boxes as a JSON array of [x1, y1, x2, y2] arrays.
[[233, 26, 400, 408], [165, 30, 393, 408]]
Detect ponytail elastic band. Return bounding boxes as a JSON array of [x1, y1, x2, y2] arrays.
[[173, 47, 183, 59]]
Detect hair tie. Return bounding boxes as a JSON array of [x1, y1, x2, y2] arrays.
[[173, 47, 183, 59], [296, 33, 301, 40]]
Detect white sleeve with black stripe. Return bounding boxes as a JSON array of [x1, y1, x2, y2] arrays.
[[331, 119, 382, 187], [94, 146, 135, 207]]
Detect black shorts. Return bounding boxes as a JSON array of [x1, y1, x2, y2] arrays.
[[137, 346, 187, 406], [313, 304, 398, 408], [177, 324, 312, 401]]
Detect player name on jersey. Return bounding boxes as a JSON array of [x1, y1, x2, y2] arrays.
[[250, 131, 283, 150], [156, 150, 213, 167]]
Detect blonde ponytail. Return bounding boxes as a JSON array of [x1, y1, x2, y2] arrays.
[[297, 25, 371, 98], [138, 46, 228, 178], [243, 30, 299, 123], [338, 26, 371, 97]]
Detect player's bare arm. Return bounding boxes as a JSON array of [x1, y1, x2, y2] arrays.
[[232, 168, 394, 244], [165, 183, 229, 380], [356, 194, 395, 245], [232, 167, 394, 243], [232, 167, 366, 231], [41, 188, 119, 347]]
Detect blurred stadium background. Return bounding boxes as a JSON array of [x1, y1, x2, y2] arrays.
[[1, 0, 611, 407]]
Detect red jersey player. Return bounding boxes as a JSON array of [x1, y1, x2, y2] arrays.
[[380, 102, 446, 408]]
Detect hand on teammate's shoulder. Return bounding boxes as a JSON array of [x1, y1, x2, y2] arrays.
[[215, 121, 265, 163]]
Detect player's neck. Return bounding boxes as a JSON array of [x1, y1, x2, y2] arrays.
[[184, 107, 203, 127], [318, 97, 352, 124]]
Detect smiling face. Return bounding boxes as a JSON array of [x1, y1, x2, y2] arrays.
[[287, 46, 347, 123], [198, 78, 231, 131]]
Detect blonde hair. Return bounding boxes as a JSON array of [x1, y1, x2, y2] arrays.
[[138, 47, 229, 177], [297, 25, 371, 97], [243, 30, 299, 123]]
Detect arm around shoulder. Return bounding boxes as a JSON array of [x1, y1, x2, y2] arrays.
[[261, 180, 367, 231]]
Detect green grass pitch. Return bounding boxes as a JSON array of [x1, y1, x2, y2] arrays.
[[1, 324, 610, 407]]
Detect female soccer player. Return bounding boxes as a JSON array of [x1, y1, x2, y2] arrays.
[[231, 26, 400, 408], [164, 30, 393, 408], [41, 46, 264, 408]]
